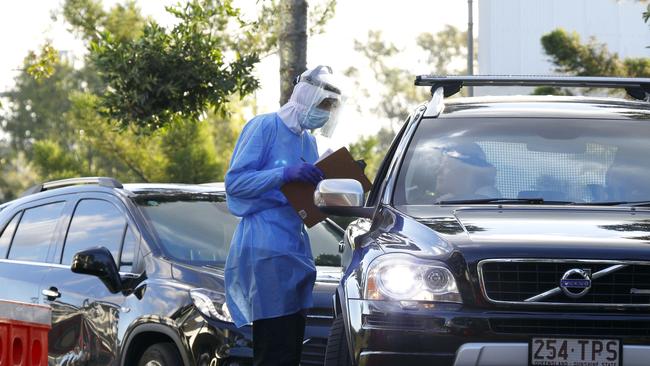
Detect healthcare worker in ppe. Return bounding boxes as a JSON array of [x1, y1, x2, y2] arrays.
[[225, 65, 343, 366]]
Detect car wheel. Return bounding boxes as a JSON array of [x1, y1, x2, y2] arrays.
[[324, 314, 352, 366], [138, 342, 183, 366]]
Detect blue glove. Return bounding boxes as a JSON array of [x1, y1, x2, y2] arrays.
[[283, 163, 324, 185]]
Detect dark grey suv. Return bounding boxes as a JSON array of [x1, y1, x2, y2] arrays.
[[0, 179, 342, 365], [317, 76, 650, 366]]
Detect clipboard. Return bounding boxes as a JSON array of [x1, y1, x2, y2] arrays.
[[281, 147, 372, 227]]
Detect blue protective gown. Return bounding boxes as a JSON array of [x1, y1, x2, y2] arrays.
[[224, 113, 318, 328]]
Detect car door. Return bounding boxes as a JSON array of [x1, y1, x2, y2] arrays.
[[0, 199, 69, 306], [43, 193, 141, 366]]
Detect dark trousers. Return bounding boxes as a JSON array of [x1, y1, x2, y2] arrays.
[[253, 312, 306, 366]]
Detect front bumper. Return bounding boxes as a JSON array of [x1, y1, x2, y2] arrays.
[[346, 299, 650, 366]]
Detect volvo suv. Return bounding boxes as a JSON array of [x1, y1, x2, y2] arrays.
[[0, 178, 342, 365], [316, 76, 650, 366]]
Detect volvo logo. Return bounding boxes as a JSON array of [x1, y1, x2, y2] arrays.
[[560, 268, 592, 298]]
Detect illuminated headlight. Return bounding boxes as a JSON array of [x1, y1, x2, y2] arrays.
[[190, 288, 233, 323], [364, 254, 462, 303]]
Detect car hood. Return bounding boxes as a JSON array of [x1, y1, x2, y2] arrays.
[[415, 206, 650, 261]]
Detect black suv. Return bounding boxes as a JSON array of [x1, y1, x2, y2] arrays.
[[0, 178, 342, 366], [316, 76, 650, 366]]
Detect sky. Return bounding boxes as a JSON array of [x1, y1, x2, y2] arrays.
[[0, 0, 475, 148]]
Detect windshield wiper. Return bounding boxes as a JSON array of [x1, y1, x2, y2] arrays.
[[574, 200, 650, 207], [436, 197, 573, 205], [571, 201, 627, 206], [629, 201, 650, 207]]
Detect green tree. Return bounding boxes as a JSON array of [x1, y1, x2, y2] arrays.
[[348, 133, 380, 181], [348, 26, 474, 179], [24, 43, 60, 81], [1, 1, 160, 198], [0, 0, 339, 201], [417, 25, 472, 76], [64, 91, 167, 182], [161, 119, 221, 183], [0, 152, 39, 202], [3, 62, 78, 153], [31, 140, 85, 180], [535, 29, 650, 95], [62, 0, 116, 42], [226, 0, 336, 60], [90, 0, 260, 131]]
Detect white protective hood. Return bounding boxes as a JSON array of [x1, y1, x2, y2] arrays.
[[277, 66, 341, 135]]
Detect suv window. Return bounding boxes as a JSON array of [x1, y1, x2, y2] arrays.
[[119, 225, 138, 272], [308, 221, 343, 266], [62, 199, 126, 265], [135, 194, 236, 265], [395, 118, 650, 206], [134, 194, 343, 267], [8, 202, 66, 262], [0, 213, 21, 259]]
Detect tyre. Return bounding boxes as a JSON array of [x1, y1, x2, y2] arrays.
[[137, 342, 183, 366], [324, 314, 352, 366]]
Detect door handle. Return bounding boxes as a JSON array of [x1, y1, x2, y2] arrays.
[[42, 287, 61, 300], [338, 240, 345, 253]]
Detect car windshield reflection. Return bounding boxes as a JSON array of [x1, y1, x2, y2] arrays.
[[134, 194, 342, 266], [395, 118, 650, 206]]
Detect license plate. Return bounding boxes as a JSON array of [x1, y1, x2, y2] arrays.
[[529, 337, 621, 366]]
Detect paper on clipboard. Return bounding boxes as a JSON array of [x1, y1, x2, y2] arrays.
[[316, 148, 334, 163]]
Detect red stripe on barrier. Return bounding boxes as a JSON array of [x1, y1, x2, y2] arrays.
[[0, 323, 7, 366], [10, 324, 27, 366], [29, 326, 47, 366], [0, 301, 50, 366]]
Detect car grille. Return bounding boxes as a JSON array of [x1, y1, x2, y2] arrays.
[[301, 338, 327, 366], [490, 318, 650, 337], [479, 259, 650, 306]]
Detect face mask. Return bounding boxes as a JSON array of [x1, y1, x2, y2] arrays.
[[301, 107, 330, 130]]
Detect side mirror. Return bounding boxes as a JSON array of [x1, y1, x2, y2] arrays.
[[314, 179, 373, 218], [71, 247, 122, 293]]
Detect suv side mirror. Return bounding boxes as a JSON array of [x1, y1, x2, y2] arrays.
[[71, 247, 122, 293], [314, 179, 373, 218]]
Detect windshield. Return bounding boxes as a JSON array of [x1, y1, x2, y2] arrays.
[[135, 194, 343, 266], [394, 117, 650, 206]]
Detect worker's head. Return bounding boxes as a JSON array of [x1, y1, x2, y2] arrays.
[[288, 65, 344, 136]]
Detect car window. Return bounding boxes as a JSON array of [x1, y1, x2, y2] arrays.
[[120, 225, 138, 272], [135, 193, 345, 267], [0, 212, 22, 259], [8, 202, 66, 262], [367, 116, 410, 206], [395, 118, 650, 206], [61, 199, 126, 265], [134, 194, 237, 265], [306, 221, 343, 266]]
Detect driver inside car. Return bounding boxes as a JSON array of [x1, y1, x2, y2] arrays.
[[433, 142, 500, 203]]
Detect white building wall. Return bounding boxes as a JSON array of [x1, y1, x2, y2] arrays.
[[478, 0, 650, 95]]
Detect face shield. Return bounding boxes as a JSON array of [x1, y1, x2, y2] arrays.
[[293, 65, 347, 138]]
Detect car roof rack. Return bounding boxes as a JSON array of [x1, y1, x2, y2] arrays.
[[21, 177, 124, 197], [414, 75, 650, 101]]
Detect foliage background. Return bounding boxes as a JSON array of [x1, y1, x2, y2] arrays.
[[1, 0, 649, 205]]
